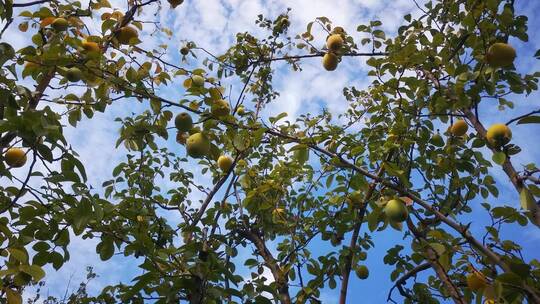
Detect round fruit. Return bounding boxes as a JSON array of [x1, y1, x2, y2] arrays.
[[176, 131, 188, 145], [323, 53, 339, 71], [117, 26, 138, 45], [236, 105, 246, 115], [65, 67, 82, 82], [486, 123, 512, 148], [326, 34, 344, 52], [466, 271, 488, 291], [449, 119, 468, 136], [355, 265, 369, 279], [180, 46, 189, 55], [211, 99, 230, 117], [384, 199, 409, 222], [332, 26, 345, 35], [191, 75, 205, 87], [431, 133, 445, 147], [174, 112, 193, 132], [486, 43, 516, 68], [348, 191, 363, 205], [82, 41, 100, 53], [51, 17, 68, 31], [186, 133, 210, 158], [217, 155, 234, 172], [4, 148, 27, 168]]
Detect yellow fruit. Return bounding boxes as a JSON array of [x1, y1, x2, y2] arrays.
[[486, 43, 516, 68], [82, 41, 100, 53], [236, 105, 246, 115], [186, 133, 210, 158], [323, 53, 339, 71], [51, 17, 68, 31], [167, 0, 184, 8], [174, 112, 193, 132], [176, 131, 188, 145], [431, 133, 445, 147], [217, 155, 234, 172], [355, 265, 369, 279], [326, 34, 344, 52], [466, 271, 488, 291], [65, 67, 82, 82], [117, 26, 138, 45], [211, 99, 230, 117], [486, 123, 512, 148], [5, 148, 27, 168], [180, 46, 189, 55], [384, 199, 409, 222], [449, 119, 468, 136], [191, 75, 205, 87]]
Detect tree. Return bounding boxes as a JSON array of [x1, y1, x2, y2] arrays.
[[0, 0, 539, 303]]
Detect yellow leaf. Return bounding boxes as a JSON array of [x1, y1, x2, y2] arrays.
[[6, 289, 22, 304]]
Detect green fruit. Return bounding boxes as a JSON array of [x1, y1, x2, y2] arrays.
[[356, 265, 369, 279], [431, 133, 445, 147], [51, 18, 69, 31], [384, 199, 409, 222], [211, 99, 230, 117], [348, 191, 363, 205], [191, 75, 205, 87], [486, 43, 516, 68], [186, 133, 210, 158], [117, 26, 138, 45], [174, 112, 193, 132], [65, 67, 82, 82], [237, 105, 246, 115]]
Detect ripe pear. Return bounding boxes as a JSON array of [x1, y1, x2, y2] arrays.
[[174, 112, 193, 132], [355, 265, 369, 279], [326, 34, 344, 52], [186, 133, 210, 158], [65, 67, 82, 82], [486, 43, 516, 68], [217, 155, 234, 172], [4, 148, 27, 168], [82, 40, 100, 53], [117, 26, 138, 45], [51, 17, 68, 31], [466, 271, 488, 291], [384, 198, 409, 222], [323, 53, 339, 71], [191, 75, 205, 87], [449, 119, 468, 136], [211, 99, 230, 117], [486, 123, 511, 148]]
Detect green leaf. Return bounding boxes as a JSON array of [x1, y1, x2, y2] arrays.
[[516, 115, 540, 124], [19, 265, 45, 281]]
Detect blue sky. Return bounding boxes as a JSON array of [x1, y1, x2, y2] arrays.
[[2, 0, 540, 303]]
